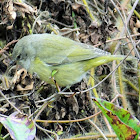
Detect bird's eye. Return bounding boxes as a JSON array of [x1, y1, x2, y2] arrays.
[[17, 55, 21, 60]]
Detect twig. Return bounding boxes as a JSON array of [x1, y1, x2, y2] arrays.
[[93, 33, 140, 48], [35, 123, 59, 140], [110, 0, 140, 59], [0, 90, 22, 114], [32, 11, 49, 33], [88, 119, 108, 140], [60, 134, 117, 140], [138, 63, 140, 105], [33, 102, 48, 122], [82, 0, 94, 21], [29, 93, 58, 118], [0, 93, 32, 102], [36, 111, 102, 123], [48, 18, 74, 28], [0, 40, 18, 54], [37, 0, 42, 14], [35, 93, 58, 103]]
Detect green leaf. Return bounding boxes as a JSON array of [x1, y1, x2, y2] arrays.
[[51, 69, 58, 77], [0, 112, 36, 140], [93, 98, 140, 140]]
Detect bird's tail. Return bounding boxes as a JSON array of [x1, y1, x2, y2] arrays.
[[84, 55, 135, 72]]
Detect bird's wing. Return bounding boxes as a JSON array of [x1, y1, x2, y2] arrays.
[[67, 42, 110, 63], [33, 34, 110, 65]]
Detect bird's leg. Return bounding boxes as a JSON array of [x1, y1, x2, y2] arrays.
[[50, 69, 61, 92], [52, 78, 61, 92]]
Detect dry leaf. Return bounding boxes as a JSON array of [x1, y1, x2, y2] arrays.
[[6, 0, 16, 20], [16, 81, 34, 91], [12, 68, 27, 84], [66, 96, 79, 115], [14, 2, 37, 16]]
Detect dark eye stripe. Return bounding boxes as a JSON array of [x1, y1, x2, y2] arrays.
[[17, 55, 21, 59]]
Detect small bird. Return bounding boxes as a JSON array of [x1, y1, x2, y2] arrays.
[[12, 33, 132, 87]]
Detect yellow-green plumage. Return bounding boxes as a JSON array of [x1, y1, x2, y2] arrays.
[[12, 34, 132, 87]]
